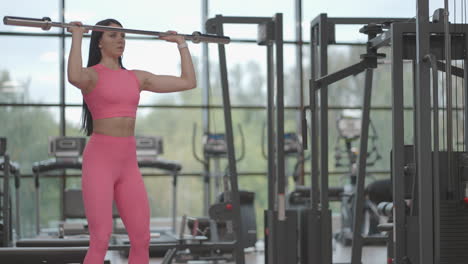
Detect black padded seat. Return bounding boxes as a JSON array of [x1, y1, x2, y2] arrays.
[[0, 247, 88, 264], [288, 185, 345, 205], [365, 178, 392, 205], [16, 238, 90, 247]]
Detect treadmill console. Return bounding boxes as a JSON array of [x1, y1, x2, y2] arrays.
[[203, 133, 227, 157], [284, 133, 302, 155], [337, 111, 362, 141], [135, 136, 164, 159], [48, 137, 86, 158]]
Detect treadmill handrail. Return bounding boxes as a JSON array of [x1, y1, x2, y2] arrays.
[[32, 157, 182, 174]]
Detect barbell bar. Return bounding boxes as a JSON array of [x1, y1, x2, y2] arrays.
[[3, 16, 230, 44]]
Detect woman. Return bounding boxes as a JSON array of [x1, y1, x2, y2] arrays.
[[67, 19, 196, 264]]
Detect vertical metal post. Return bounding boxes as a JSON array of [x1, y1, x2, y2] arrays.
[[416, 1, 434, 263], [59, 0, 66, 223], [319, 14, 333, 264], [274, 13, 287, 264], [412, 61, 421, 223], [267, 43, 276, 212], [465, 43, 468, 151], [310, 25, 319, 214], [3, 155, 11, 247], [214, 15, 245, 264], [275, 13, 285, 220], [463, 26, 467, 154], [265, 19, 276, 264], [351, 69, 373, 264], [201, 0, 211, 217], [309, 24, 322, 264], [391, 24, 407, 263], [202, 154, 211, 217], [60, 0, 66, 136], [201, 0, 210, 132], [295, 0, 305, 186], [426, 54, 441, 264], [444, 0, 454, 196], [171, 172, 177, 233], [35, 173, 40, 235], [14, 171, 21, 239]]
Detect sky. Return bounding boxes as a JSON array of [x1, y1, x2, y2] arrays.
[[0, 0, 461, 124]]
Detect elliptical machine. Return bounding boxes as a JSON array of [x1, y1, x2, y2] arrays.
[[333, 110, 383, 245]]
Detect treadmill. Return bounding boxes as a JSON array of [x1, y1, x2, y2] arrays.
[[16, 136, 182, 252], [0, 137, 91, 264]]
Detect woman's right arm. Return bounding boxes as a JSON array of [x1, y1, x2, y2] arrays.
[[67, 22, 95, 92]]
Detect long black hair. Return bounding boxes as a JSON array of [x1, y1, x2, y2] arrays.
[[81, 18, 125, 136]]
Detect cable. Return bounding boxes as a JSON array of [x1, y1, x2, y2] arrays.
[[462, 0, 467, 151], [456, 0, 460, 152], [442, 72, 446, 150], [445, 0, 453, 194], [209, 67, 217, 136]]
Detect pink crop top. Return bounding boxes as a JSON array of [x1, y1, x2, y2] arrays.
[[83, 64, 140, 120]]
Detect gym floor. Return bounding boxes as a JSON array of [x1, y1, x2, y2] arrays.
[[101, 215, 388, 264], [105, 244, 387, 264]]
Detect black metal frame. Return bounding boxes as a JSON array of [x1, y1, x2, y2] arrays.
[[0, 154, 11, 247], [309, 14, 410, 264], [205, 13, 286, 264], [0, 140, 21, 247], [388, 18, 468, 264], [32, 157, 182, 235]]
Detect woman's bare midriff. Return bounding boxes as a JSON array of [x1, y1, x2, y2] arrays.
[[93, 117, 136, 137]]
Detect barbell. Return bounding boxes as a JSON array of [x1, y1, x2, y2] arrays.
[[3, 16, 230, 44]]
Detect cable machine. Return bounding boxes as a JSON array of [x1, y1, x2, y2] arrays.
[[206, 13, 286, 264], [310, 2, 468, 263], [384, 1, 468, 263], [308, 14, 409, 264]]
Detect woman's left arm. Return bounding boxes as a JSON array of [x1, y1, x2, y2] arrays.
[[135, 31, 197, 93]]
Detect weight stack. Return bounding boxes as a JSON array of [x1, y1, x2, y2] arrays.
[[406, 201, 468, 264], [264, 209, 298, 264], [439, 201, 468, 264]]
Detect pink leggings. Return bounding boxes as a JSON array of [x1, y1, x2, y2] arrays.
[[82, 133, 150, 264]]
